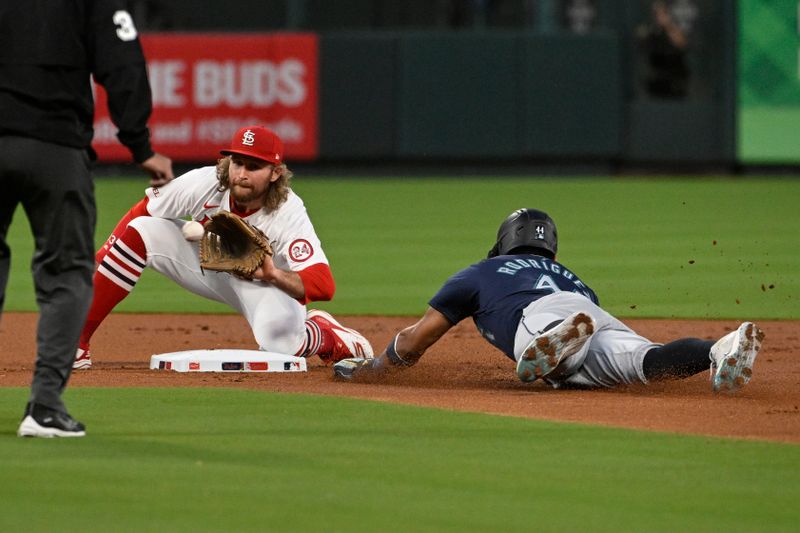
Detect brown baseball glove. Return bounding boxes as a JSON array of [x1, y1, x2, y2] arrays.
[[199, 211, 273, 279]]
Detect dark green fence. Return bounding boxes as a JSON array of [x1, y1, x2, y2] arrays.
[[320, 31, 624, 160], [142, 0, 739, 167]]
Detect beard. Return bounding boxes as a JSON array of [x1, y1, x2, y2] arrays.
[[231, 181, 267, 205]]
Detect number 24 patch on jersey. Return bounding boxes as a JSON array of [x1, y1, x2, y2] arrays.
[[289, 239, 313, 262]]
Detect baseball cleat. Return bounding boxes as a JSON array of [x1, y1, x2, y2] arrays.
[[17, 403, 86, 438], [710, 322, 764, 393], [516, 312, 596, 383], [307, 309, 374, 363], [73, 347, 92, 370]]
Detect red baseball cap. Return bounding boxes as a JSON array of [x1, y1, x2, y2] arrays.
[[220, 126, 284, 165]]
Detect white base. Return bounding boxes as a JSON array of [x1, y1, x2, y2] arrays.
[[150, 349, 307, 373]]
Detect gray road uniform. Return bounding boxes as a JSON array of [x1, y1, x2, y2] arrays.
[[334, 208, 763, 394], [429, 255, 658, 388]]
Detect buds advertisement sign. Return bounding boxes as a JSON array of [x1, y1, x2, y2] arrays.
[[93, 33, 318, 162]]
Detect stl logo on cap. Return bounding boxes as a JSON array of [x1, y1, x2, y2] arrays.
[[221, 125, 284, 165], [241, 130, 256, 146]]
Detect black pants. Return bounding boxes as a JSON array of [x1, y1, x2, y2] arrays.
[[0, 135, 96, 413]]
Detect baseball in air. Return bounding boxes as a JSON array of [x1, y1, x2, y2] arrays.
[[182, 221, 205, 242]]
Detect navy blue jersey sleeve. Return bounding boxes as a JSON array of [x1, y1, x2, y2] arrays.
[[428, 265, 481, 326]]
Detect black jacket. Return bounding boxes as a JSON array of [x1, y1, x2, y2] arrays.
[[0, 0, 154, 162]]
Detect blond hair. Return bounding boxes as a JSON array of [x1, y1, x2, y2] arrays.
[[215, 156, 293, 212]]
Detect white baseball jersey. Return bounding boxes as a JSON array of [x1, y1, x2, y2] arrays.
[[145, 165, 329, 272], [126, 165, 329, 355]]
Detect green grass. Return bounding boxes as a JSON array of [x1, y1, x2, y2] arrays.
[[2, 388, 798, 532], [3, 175, 799, 531], [4, 175, 798, 318]]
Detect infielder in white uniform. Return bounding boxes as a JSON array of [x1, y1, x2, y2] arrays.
[[333, 209, 764, 394], [74, 125, 373, 369]]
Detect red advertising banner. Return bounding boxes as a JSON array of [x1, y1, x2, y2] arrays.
[[93, 33, 318, 162]]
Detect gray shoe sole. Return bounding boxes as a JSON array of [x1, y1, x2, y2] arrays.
[[516, 312, 596, 383], [712, 322, 764, 393]]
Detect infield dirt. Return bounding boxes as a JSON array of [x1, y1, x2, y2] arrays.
[[2, 313, 798, 443]]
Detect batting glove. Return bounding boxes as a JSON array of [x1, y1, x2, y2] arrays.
[[333, 358, 373, 381]]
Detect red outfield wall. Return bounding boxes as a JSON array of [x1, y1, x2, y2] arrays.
[[93, 33, 318, 163]]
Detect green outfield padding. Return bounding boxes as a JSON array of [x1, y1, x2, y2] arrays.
[[4, 176, 798, 319], [1, 388, 798, 532], [739, 108, 800, 163]]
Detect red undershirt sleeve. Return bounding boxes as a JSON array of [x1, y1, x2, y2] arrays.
[[296, 263, 336, 304], [96, 197, 151, 263]]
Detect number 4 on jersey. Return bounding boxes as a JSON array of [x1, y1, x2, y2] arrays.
[[534, 274, 560, 293]]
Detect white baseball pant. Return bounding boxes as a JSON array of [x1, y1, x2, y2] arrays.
[[128, 217, 306, 355]]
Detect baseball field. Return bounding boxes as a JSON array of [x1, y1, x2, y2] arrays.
[[1, 175, 799, 531]]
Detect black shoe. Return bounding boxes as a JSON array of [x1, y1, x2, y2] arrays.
[[17, 402, 86, 438]]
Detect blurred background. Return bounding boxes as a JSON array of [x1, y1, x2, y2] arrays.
[[93, 0, 799, 175]]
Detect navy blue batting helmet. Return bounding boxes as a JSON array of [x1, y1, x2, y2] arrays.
[[487, 208, 558, 258]]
